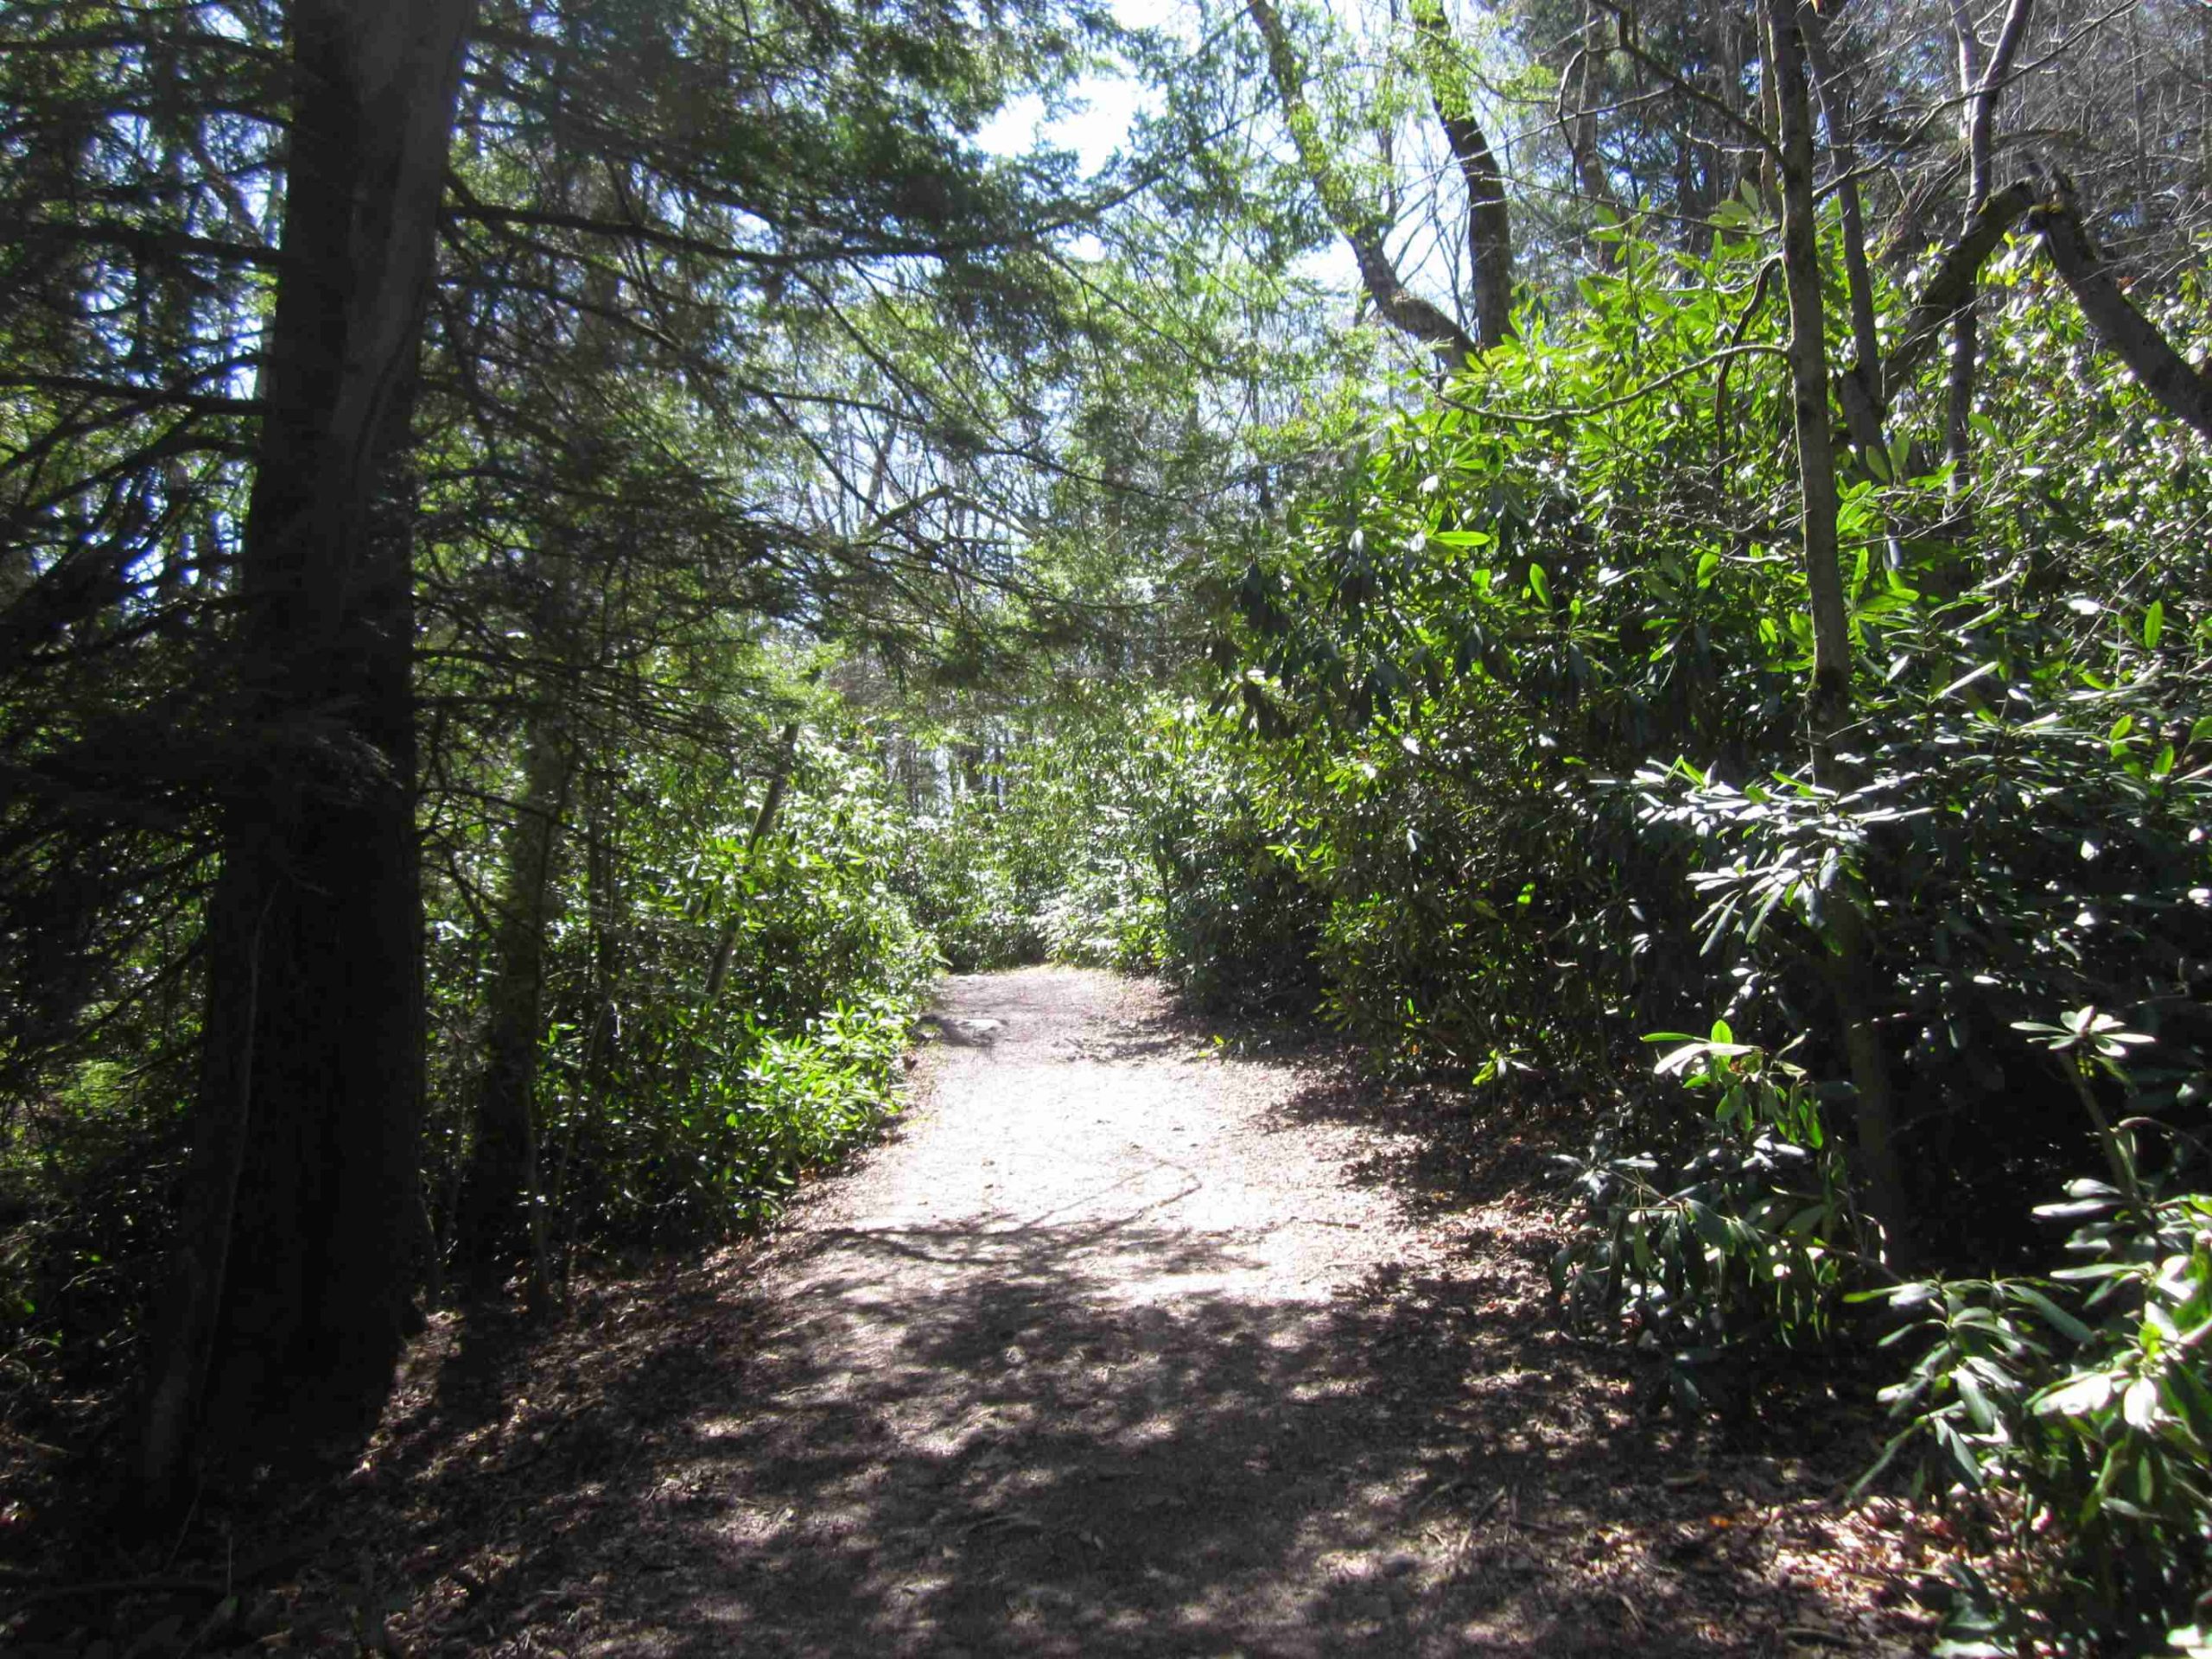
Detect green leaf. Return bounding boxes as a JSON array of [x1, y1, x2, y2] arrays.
[[2143, 599, 2164, 648], [1935, 1419, 1986, 1489], [2036, 1371, 2115, 1417], [2122, 1376, 2162, 1432], [1684, 1199, 1729, 1249], [1956, 1370, 1997, 1431], [1937, 663, 1999, 701], [2008, 1283, 2094, 1344]]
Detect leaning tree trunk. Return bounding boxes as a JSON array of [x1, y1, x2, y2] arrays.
[[141, 0, 476, 1503], [2031, 175, 2212, 443], [1761, 0, 1913, 1264], [1246, 0, 1478, 365], [1410, 0, 1513, 350]]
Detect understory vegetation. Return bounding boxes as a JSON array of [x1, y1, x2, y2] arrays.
[[6, 0, 2212, 1647], [866, 224, 2212, 1655]]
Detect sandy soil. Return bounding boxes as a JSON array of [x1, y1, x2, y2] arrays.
[[6, 967, 1945, 1656]]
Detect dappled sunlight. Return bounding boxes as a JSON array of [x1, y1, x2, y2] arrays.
[[344, 969, 1927, 1657]]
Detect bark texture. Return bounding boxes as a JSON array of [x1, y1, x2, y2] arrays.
[[141, 0, 476, 1501]]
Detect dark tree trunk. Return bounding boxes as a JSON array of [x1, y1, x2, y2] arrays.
[[140, 0, 475, 1503], [454, 707, 575, 1296]]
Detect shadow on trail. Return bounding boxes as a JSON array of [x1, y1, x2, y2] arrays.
[[353, 977, 1897, 1657], [374, 1229, 1869, 1656]]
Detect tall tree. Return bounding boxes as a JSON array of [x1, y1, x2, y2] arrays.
[[141, 0, 477, 1498]]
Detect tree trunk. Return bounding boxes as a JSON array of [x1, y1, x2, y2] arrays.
[[454, 705, 575, 1295], [1761, 0, 1913, 1264], [1410, 0, 1513, 349], [2032, 175, 2212, 442], [1882, 180, 2037, 400], [454, 121, 626, 1298], [704, 721, 802, 1001], [1942, 0, 2035, 497], [1246, 0, 1478, 365], [140, 0, 475, 1503], [1802, 10, 1885, 464], [1565, 2, 1624, 268], [1764, 0, 1849, 744]]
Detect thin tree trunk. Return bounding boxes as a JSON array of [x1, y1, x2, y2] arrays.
[[1868, 167, 2212, 446], [1764, 0, 1849, 745], [1762, 0, 1912, 1263], [1942, 0, 2035, 495], [1802, 10, 1885, 464], [142, 0, 476, 1503], [705, 721, 803, 1001], [454, 118, 625, 1299], [454, 706, 575, 1296], [1564, 3, 1624, 267]]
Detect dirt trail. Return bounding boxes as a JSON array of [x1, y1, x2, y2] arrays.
[[364, 968, 1926, 1656]]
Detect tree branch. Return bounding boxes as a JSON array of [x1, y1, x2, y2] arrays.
[[2031, 174, 2212, 442], [1245, 0, 1477, 364]]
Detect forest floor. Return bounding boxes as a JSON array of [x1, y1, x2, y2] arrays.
[[10, 967, 1958, 1656]]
